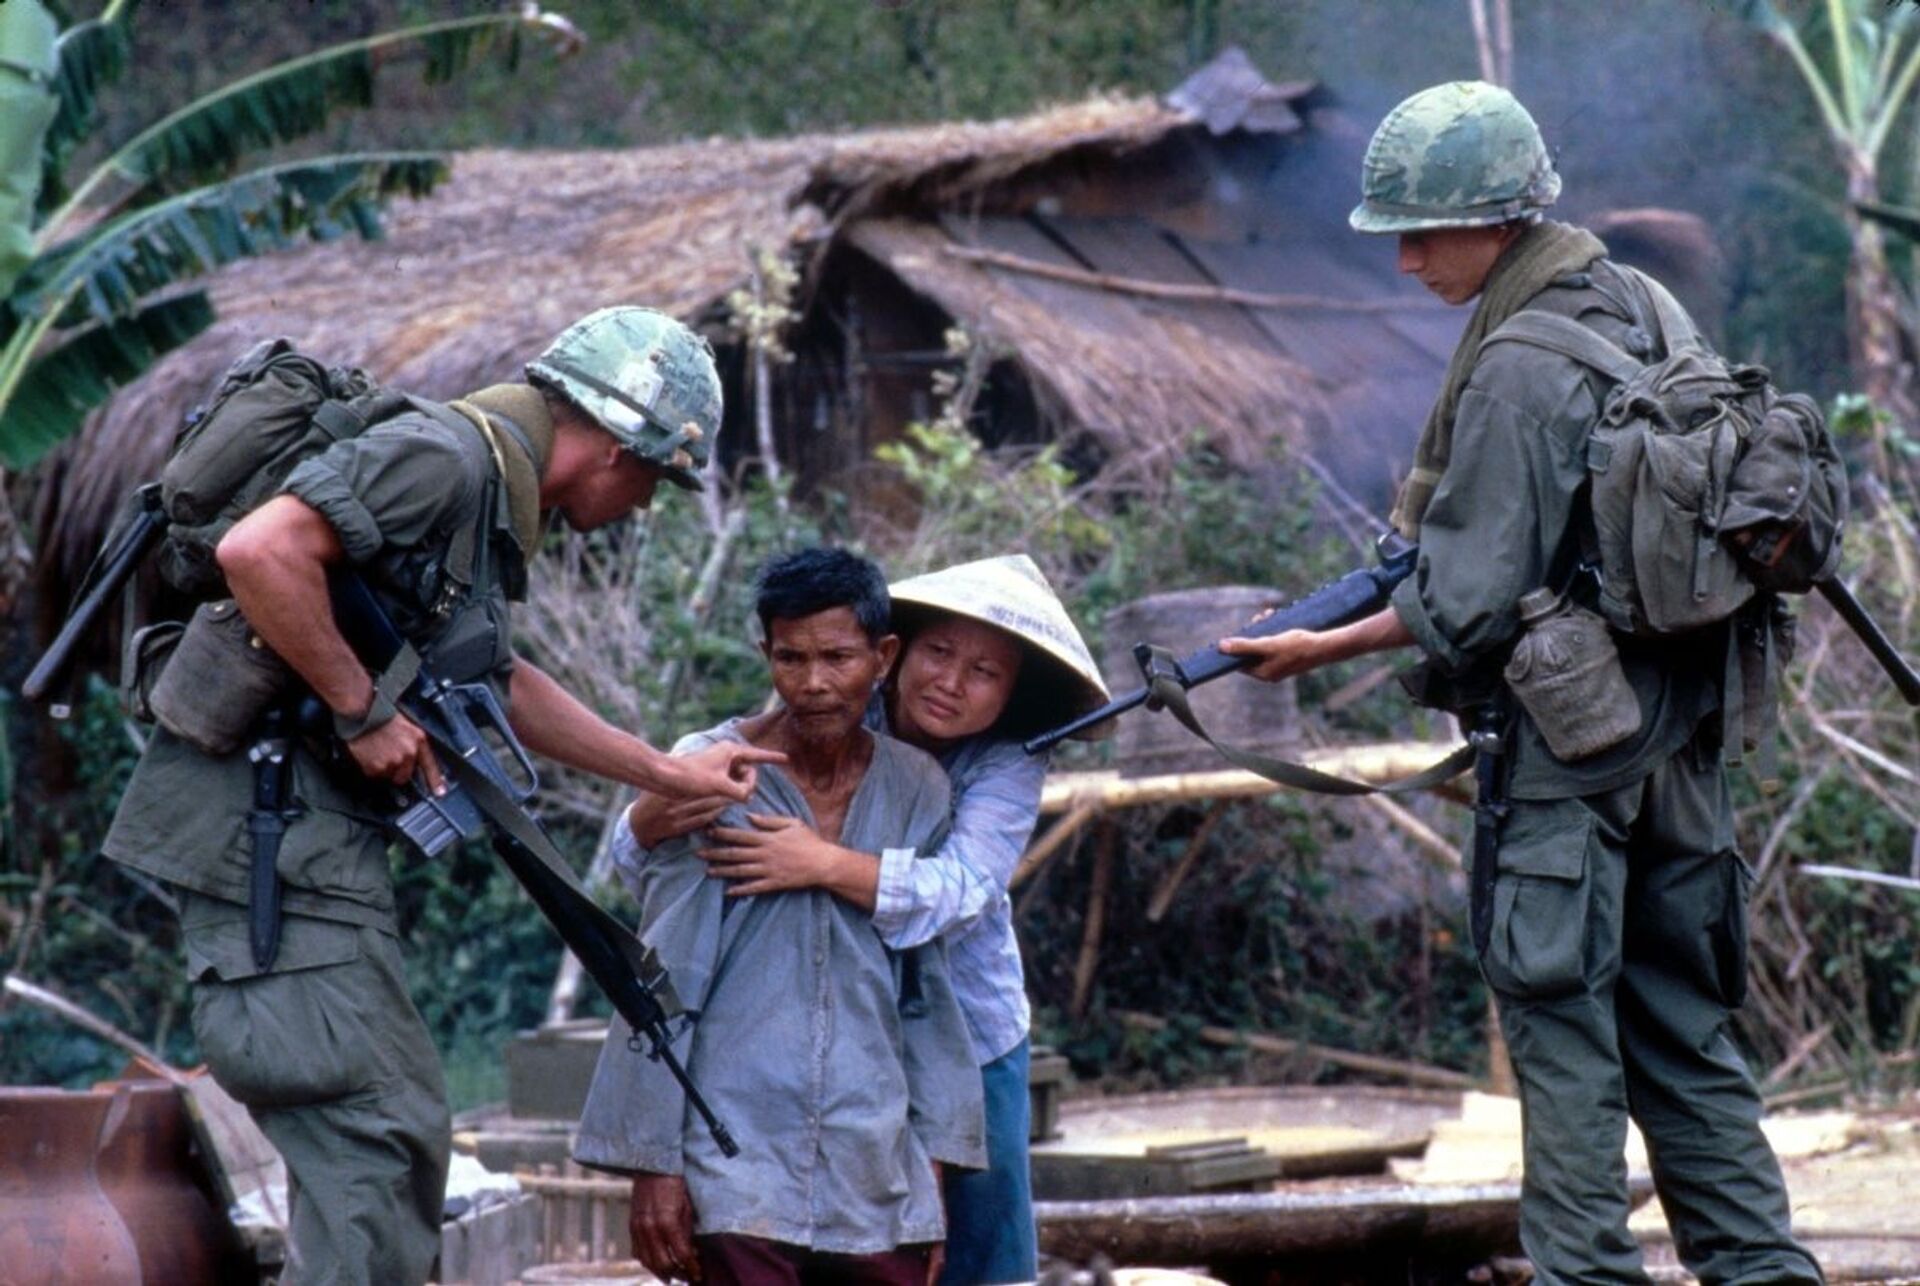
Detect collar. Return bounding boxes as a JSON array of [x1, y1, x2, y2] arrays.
[[452, 383, 554, 555]]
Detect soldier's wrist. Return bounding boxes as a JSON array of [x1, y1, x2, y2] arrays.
[[333, 690, 398, 742]]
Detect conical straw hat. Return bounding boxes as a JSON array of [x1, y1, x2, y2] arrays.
[[889, 554, 1113, 742]]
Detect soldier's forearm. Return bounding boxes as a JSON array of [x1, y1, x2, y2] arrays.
[[508, 659, 676, 788], [1332, 605, 1416, 661]]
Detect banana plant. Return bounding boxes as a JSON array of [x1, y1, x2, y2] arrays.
[[1738, 0, 1920, 476], [0, 1, 583, 469]]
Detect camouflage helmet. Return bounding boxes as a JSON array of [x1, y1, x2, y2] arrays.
[[1350, 81, 1560, 235], [526, 306, 721, 491]]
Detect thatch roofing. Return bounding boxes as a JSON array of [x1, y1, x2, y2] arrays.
[[42, 92, 1239, 578], [847, 219, 1322, 486]]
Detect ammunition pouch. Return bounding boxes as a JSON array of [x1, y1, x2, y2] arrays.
[[147, 599, 294, 756], [120, 619, 186, 725]]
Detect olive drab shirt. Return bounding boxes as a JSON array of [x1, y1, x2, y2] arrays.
[[1389, 262, 1720, 801], [103, 399, 547, 942]]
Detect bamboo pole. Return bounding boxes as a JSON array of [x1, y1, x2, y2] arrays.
[[1467, 0, 1498, 84], [1361, 794, 1461, 870], [1011, 799, 1100, 889], [749, 257, 787, 504], [1494, 0, 1514, 88], [1038, 741, 1469, 814], [4, 973, 175, 1075], [1114, 1010, 1477, 1090], [1071, 820, 1119, 1018], [1145, 799, 1232, 922], [941, 243, 1449, 314]]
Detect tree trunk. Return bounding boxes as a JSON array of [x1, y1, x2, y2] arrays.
[[1843, 153, 1918, 485]]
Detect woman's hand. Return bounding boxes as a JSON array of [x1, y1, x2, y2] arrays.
[[698, 814, 848, 897]]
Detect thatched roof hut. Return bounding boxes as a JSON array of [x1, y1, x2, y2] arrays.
[[35, 50, 1718, 597], [38, 58, 1397, 583]]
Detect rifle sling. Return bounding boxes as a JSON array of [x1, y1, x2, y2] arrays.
[[1142, 651, 1474, 795], [418, 717, 684, 1022]]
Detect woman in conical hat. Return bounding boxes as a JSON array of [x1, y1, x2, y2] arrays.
[[624, 553, 1107, 1285]]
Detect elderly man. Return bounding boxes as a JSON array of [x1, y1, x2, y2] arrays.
[[1223, 83, 1821, 1284], [575, 547, 984, 1286]]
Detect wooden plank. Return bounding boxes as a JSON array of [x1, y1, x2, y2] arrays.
[[1116, 1011, 1477, 1091], [1145, 799, 1232, 921]]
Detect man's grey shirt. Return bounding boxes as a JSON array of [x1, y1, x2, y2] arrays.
[[574, 718, 986, 1253]]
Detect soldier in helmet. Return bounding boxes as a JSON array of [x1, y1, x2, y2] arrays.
[[102, 306, 783, 1285], [1222, 84, 1822, 1283]]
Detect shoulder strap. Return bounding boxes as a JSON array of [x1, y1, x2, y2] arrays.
[[1480, 310, 1644, 385], [1610, 262, 1700, 354], [405, 395, 506, 598]]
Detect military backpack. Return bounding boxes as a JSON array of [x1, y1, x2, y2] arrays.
[[1482, 269, 1848, 638], [118, 338, 501, 755], [154, 338, 439, 599]]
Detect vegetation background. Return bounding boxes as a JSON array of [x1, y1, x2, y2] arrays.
[[5, 0, 1919, 1114]]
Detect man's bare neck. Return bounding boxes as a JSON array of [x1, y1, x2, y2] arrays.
[[743, 712, 873, 844]]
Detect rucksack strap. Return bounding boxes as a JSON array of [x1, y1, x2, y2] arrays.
[[1616, 264, 1700, 354], [1481, 310, 1644, 384]]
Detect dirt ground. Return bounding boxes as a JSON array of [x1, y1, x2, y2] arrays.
[[1635, 1105, 1920, 1284]]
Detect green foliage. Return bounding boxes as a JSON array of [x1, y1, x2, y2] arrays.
[[3, 154, 446, 464], [873, 421, 1108, 578], [38, 7, 134, 213], [2, 678, 190, 1087], [1027, 797, 1485, 1087], [0, 5, 572, 469]]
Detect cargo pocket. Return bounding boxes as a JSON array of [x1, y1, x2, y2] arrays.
[[1481, 802, 1597, 1002], [185, 911, 379, 1109], [1708, 853, 1754, 1011]]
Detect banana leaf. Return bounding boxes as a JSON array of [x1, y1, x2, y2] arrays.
[[48, 10, 562, 230], [0, 290, 211, 468], [0, 152, 446, 465], [36, 5, 137, 216]]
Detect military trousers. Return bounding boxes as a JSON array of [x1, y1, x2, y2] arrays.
[[1479, 743, 1822, 1285], [181, 894, 450, 1286]]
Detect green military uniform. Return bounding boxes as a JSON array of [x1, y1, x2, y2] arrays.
[[1355, 84, 1822, 1284], [1392, 245, 1821, 1283], [105, 386, 552, 1285]]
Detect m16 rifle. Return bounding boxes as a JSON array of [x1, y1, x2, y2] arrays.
[[23, 485, 167, 712], [1024, 531, 1920, 779], [1025, 531, 1420, 757], [325, 568, 740, 1158]]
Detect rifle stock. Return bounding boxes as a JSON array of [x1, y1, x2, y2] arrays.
[[1024, 532, 1418, 756], [24, 487, 167, 709]]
